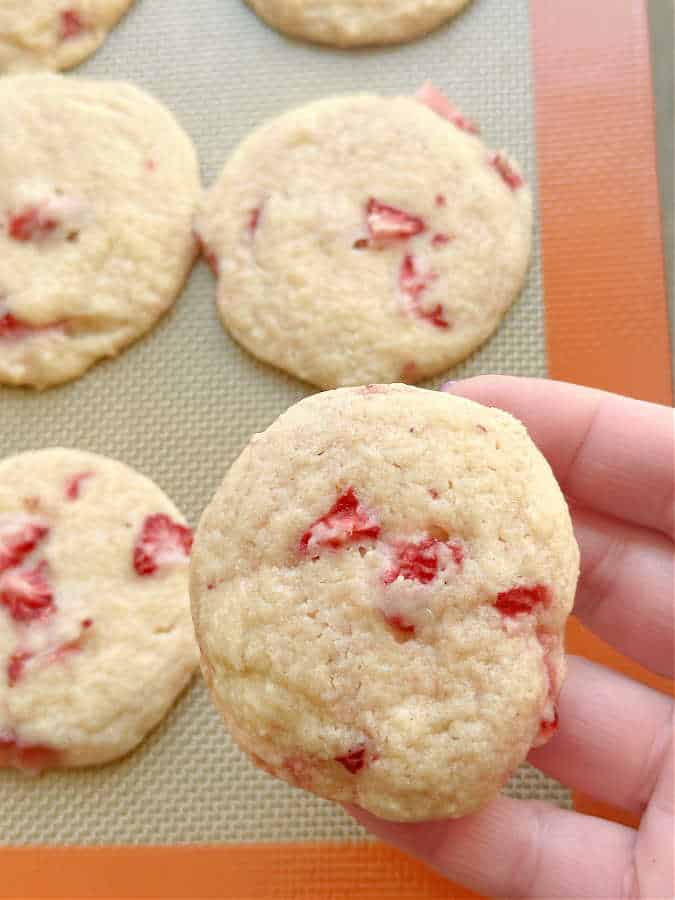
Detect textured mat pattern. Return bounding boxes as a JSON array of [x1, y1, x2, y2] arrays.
[[0, 0, 569, 844]]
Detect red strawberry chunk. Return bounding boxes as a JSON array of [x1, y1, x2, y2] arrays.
[[64, 471, 93, 501], [299, 488, 381, 558], [495, 585, 550, 617], [0, 520, 48, 573], [490, 153, 524, 190], [133, 514, 193, 576], [537, 704, 559, 743], [335, 744, 367, 774], [59, 9, 86, 40], [247, 205, 263, 237], [366, 198, 425, 241], [431, 233, 451, 247], [0, 561, 54, 623], [383, 613, 416, 635], [415, 81, 479, 134], [384, 537, 463, 586], [399, 254, 448, 330], [7, 206, 58, 242], [0, 731, 59, 771], [7, 650, 32, 687], [7, 619, 93, 687], [193, 230, 219, 276]]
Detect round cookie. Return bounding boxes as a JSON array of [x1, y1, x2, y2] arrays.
[[244, 0, 472, 47], [0, 448, 198, 770], [190, 385, 579, 821], [196, 87, 531, 389], [0, 1, 135, 74], [0, 74, 200, 389]]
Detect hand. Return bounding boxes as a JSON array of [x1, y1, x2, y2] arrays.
[[348, 376, 674, 899]]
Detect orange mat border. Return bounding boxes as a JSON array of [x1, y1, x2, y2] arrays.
[[2, 0, 671, 897]]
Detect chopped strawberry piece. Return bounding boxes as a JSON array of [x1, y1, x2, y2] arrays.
[[59, 9, 86, 40], [399, 254, 448, 329], [7, 206, 58, 242], [384, 537, 463, 586], [0, 561, 54, 623], [7, 650, 32, 687], [335, 744, 367, 774], [490, 153, 524, 190], [366, 198, 425, 241], [64, 471, 93, 501], [0, 520, 48, 573], [0, 309, 64, 341], [299, 488, 381, 558], [435, 194, 446, 207], [193, 230, 219, 276], [431, 233, 451, 247], [537, 705, 559, 741], [495, 585, 550, 617], [247, 205, 263, 237], [144, 159, 157, 172], [133, 514, 193, 576], [415, 81, 479, 134], [0, 732, 59, 771], [0, 313, 28, 339], [383, 613, 416, 635], [49, 620, 93, 662]]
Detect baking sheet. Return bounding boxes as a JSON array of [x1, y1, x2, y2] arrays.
[[0, 0, 569, 844]]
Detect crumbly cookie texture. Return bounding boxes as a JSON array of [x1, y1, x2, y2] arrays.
[[191, 386, 579, 821], [196, 86, 531, 389], [0, 448, 198, 771], [0, 1, 135, 73], [245, 0, 472, 47], [0, 74, 200, 388]]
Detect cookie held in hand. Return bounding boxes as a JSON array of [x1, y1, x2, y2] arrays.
[[191, 385, 579, 821]]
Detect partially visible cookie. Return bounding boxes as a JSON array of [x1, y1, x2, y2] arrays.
[[0, 74, 200, 389], [190, 385, 579, 821], [0, 1, 136, 74], [0, 448, 198, 771], [244, 0, 472, 47], [196, 85, 531, 389]]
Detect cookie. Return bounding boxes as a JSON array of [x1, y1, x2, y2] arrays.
[[0, 74, 200, 389], [244, 0, 472, 47], [196, 86, 531, 389], [0, 1, 135, 73], [190, 385, 579, 821], [0, 448, 198, 770]]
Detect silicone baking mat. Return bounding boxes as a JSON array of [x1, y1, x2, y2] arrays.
[[1, 0, 672, 895], [0, 0, 567, 847]]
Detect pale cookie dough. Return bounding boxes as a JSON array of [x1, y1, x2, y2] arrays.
[[0, 74, 200, 389], [191, 385, 579, 821], [196, 86, 531, 389], [0, 1, 136, 74], [244, 0, 472, 47], [0, 448, 198, 770]]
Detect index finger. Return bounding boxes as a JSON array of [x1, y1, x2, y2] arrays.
[[443, 375, 675, 540]]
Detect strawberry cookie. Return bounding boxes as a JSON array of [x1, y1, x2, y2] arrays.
[[191, 385, 579, 821], [244, 0, 472, 47], [196, 85, 531, 388], [0, 448, 198, 771], [0, 74, 200, 388], [0, 1, 135, 74]]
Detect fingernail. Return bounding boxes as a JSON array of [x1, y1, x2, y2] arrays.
[[440, 380, 457, 392]]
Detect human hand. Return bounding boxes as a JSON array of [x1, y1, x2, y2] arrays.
[[348, 376, 674, 899]]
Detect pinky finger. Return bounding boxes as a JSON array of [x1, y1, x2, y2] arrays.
[[347, 795, 636, 899]]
